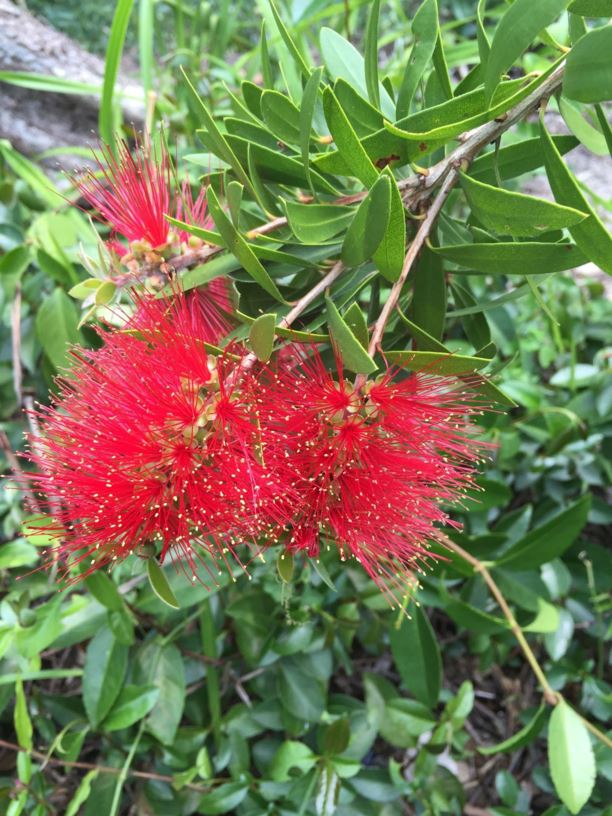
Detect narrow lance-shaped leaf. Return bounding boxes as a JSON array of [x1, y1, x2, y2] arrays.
[[322, 87, 379, 187], [540, 119, 612, 275], [300, 66, 323, 196], [249, 313, 277, 361], [548, 701, 596, 814], [100, 0, 135, 145], [147, 558, 180, 609], [389, 604, 442, 707], [373, 168, 406, 282], [364, 0, 381, 109], [479, 705, 547, 755], [285, 201, 354, 244], [563, 24, 612, 103], [460, 172, 587, 237], [325, 297, 377, 375], [341, 175, 391, 267], [396, 0, 439, 118], [386, 350, 490, 375], [433, 241, 587, 275], [484, 0, 569, 105], [476, 0, 491, 64], [343, 302, 369, 349], [268, 0, 311, 79], [411, 245, 446, 341]]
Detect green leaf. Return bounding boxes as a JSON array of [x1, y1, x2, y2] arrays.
[[364, 0, 381, 109], [270, 741, 318, 781], [548, 701, 596, 814], [147, 558, 180, 609], [14, 679, 32, 751], [343, 303, 369, 349], [568, 0, 612, 13], [460, 172, 587, 237], [470, 135, 578, 185], [268, 0, 311, 79], [278, 659, 326, 722], [261, 90, 301, 145], [0, 71, 103, 96], [300, 67, 323, 196], [484, 0, 569, 105], [396, 0, 439, 118], [411, 245, 446, 341], [138, 641, 186, 745], [198, 782, 249, 815], [564, 25, 612, 103], [35, 288, 82, 370], [523, 598, 561, 633], [85, 573, 124, 612], [285, 201, 354, 244], [102, 684, 160, 731], [65, 769, 98, 816], [207, 186, 284, 301], [373, 170, 406, 282], [496, 495, 591, 570], [138, 0, 154, 98], [444, 598, 509, 634], [559, 96, 609, 156], [99, 0, 135, 144], [390, 604, 442, 707], [544, 608, 575, 660], [320, 28, 395, 119], [249, 313, 276, 361], [595, 104, 612, 157], [0, 140, 60, 206], [322, 87, 379, 187], [380, 699, 436, 748], [341, 175, 391, 267], [82, 628, 128, 727], [324, 717, 351, 756], [479, 705, 547, 755], [433, 241, 587, 275], [326, 298, 377, 375], [541, 123, 612, 276], [385, 350, 490, 374]]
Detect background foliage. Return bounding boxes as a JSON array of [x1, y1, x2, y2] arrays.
[[1, 1, 611, 814]]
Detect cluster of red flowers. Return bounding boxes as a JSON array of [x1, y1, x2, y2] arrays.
[[26, 140, 485, 602]]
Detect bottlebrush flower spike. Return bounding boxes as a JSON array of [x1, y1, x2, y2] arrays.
[[25, 290, 272, 584], [256, 348, 485, 605], [75, 139, 173, 248]]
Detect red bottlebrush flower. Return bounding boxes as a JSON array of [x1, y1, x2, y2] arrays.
[[256, 348, 484, 604], [26, 291, 271, 584], [75, 140, 173, 248]]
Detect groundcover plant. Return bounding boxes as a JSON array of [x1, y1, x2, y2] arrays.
[[0, 1, 610, 814]]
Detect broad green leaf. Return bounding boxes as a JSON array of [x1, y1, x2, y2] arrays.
[[548, 701, 596, 814], [398, 307, 448, 352], [479, 705, 547, 755], [285, 201, 354, 244], [241, 80, 263, 118], [249, 313, 276, 361], [207, 187, 284, 301], [433, 241, 587, 275], [341, 175, 391, 267], [324, 717, 351, 756], [411, 246, 446, 341], [99, 0, 135, 144], [396, 0, 439, 118], [198, 782, 249, 815], [14, 679, 32, 751], [35, 288, 82, 370], [270, 741, 318, 781], [343, 302, 369, 349], [568, 0, 612, 13], [484, 0, 569, 105], [278, 659, 326, 722], [460, 172, 587, 237], [0, 541, 37, 570], [373, 169, 406, 282], [102, 685, 160, 731], [364, 0, 381, 109], [540, 122, 612, 275], [496, 495, 591, 569], [380, 699, 436, 748], [523, 598, 561, 633], [85, 573, 124, 612], [563, 25, 612, 103], [386, 350, 490, 374], [82, 628, 128, 727], [322, 87, 379, 187], [544, 608, 575, 660], [319, 28, 395, 119], [326, 298, 377, 375], [137, 641, 186, 745], [147, 558, 180, 609], [390, 604, 441, 707], [470, 135, 578, 184], [261, 90, 301, 145], [301, 67, 324, 194]]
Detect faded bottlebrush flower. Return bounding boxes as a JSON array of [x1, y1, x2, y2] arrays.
[[26, 291, 270, 584], [255, 348, 484, 604]]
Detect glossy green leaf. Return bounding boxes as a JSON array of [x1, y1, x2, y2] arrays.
[[433, 241, 587, 275], [85, 573, 124, 612], [386, 350, 490, 374], [460, 172, 587, 237], [146, 558, 180, 609], [270, 740, 318, 780], [548, 701, 596, 814], [496, 495, 591, 569], [320, 28, 395, 119], [138, 641, 186, 745], [322, 87, 379, 187], [470, 135, 578, 184], [479, 705, 547, 755], [568, 0, 612, 13], [341, 175, 391, 267], [544, 608, 575, 660], [326, 298, 377, 375], [82, 628, 128, 727], [301, 66, 324, 194], [278, 659, 326, 722], [364, 0, 381, 108], [207, 186, 284, 301], [396, 0, 439, 118], [249, 312, 276, 361], [261, 90, 301, 145], [343, 302, 369, 349], [380, 699, 436, 747], [334, 79, 384, 136], [285, 201, 354, 244], [103, 685, 160, 731], [484, 0, 569, 105], [541, 121, 612, 275], [198, 782, 249, 815], [373, 169, 406, 282], [564, 25, 612, 103], [35, 288, 82, 370], [523, 598, 561, 633], [390, 604, 442, 707], [99, 0, 135, 144]]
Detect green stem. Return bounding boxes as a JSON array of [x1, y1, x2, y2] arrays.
[[108, 720, 146, 816]]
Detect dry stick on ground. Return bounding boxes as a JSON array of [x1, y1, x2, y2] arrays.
[[441, 534, 612, 750]]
